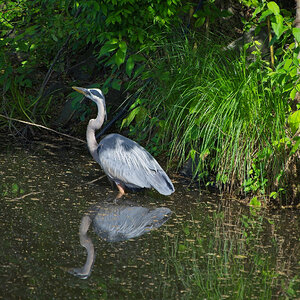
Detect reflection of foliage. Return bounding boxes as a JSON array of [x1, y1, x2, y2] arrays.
[[161, 201, 300, 298]]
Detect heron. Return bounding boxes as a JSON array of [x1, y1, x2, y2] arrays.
[[72, 87, 175, 198], [69, 198, 172, 279]]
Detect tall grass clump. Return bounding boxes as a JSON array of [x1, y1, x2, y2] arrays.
[[125, 32, 291, 200]]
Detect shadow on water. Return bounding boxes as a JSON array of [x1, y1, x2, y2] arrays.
[[68, 197, 172, 279], [0, 135, 299, 299]]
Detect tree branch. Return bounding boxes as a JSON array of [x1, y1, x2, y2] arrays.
[[0, 114, 86, 144]]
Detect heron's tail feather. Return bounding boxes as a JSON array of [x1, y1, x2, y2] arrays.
[[145, 208, 172, 228], [148, 171, 175, 195]]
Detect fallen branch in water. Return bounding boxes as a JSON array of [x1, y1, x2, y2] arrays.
[[6, 191, 43, 202], [76, 175, 107, 187], [0, 114, 86, 144]]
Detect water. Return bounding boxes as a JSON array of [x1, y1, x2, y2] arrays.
[[0, 135, 299, 299]]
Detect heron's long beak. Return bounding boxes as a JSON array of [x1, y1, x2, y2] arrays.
[[72, 86, 88, 96]]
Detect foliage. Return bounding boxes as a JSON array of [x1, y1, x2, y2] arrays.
[[0, 0, 190, 124], [241, 0, 300, 201], [0, 0, 74, 123], [122, 31, 294, 200], [120, 1, 300, 203], [0, 0, 299, 203], [192, 0, 232, 29]]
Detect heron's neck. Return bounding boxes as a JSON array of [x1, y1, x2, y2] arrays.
[[79, 215, 95, 277], [86, 101, 105, 163]]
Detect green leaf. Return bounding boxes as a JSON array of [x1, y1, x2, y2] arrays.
[[114, 49, 126, 67], [121, 106, 141, 128], [131, 54, 145, 62], [183, 226, 190, 235], [259, 9, 272, 22], [119, 40, 127, 53], [290, 88, 297, 100], [283, 58, 292, 71], [126, 56, 135, 77], [252, 5, 263, 18], [189, 149, 196, 161], [102, 4, 108, 15], [25, 25, 38, 34], [178, 244, 187, 252], [194, 16, 205, 28], [111, 79, 122, 91], [135, 106, 148, 124], [200, 149, 210, 160], [288, 110, 300, 134], [137, 29, 145, 44], [249, 196, 261, 207], [271, 15, 285, 38], [292, 28, 300, 43], [99, 43, 118, 57], [133, 65, 145, 79], [267, 2, 280, 15], [290, 136, 300, 156], [272, 22, 283, 39], [51, 33, 58, 42]]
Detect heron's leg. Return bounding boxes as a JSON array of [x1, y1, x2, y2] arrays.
[[116, 183, 125, 199], [108, 178, 114, 189]]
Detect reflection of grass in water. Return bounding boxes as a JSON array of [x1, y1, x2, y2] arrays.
[[161, 210, 299, 299]]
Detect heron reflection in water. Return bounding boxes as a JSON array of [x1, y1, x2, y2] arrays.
[[69, 198, 172, 279], [72, 87, 175, 198]]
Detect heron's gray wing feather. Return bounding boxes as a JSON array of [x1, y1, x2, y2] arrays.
[[93, 206, 172, 242], [98, 134, 174, 195]]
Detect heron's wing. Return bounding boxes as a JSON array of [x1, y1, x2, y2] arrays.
[[93, 206, 172, 242], [97, 134, 174, 195]]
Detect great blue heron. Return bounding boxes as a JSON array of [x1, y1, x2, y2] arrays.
[[69, 198, 172, 279], [72, 87, 175, 198]]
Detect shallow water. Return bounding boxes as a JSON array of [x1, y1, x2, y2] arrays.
[[0, 135, 299, 299]]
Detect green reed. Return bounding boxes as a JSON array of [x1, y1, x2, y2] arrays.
[[128, 33, 289, 197]]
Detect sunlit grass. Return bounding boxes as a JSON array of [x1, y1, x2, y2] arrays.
[[127, 32, 289, 197]]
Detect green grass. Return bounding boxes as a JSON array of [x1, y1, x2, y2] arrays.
[[125, 32, 290, 199]]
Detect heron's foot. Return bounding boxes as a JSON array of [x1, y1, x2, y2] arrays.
[[68, 267, 90, 279], [116, 184, 125, 199]]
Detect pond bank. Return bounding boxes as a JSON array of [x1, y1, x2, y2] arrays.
[[0, 134, 299, 298]]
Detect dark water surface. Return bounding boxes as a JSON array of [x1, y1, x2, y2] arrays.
[[0, 136, 299, 299]]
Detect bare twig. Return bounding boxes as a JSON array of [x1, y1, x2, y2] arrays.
[[6, 191, 42, 202], [0, 114, 86, 144], [76, 175, 107, 187]]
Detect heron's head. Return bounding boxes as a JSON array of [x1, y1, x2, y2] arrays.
[[72, 87, 105, 104], [72, 86, 107, 120]]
